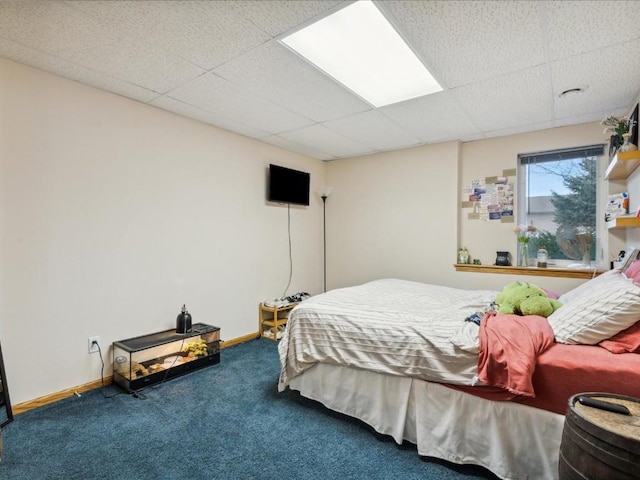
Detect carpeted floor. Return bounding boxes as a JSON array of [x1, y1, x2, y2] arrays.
[[0, 339, 497, 479]]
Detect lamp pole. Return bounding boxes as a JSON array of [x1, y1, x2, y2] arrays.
[[321, 194, 327, 293]]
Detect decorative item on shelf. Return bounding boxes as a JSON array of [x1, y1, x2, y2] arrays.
[[620, 132, 638, 152], [601, 115, 636, 156], [457, 247, 470, 264], [537, 246, 548, 268], [495, 251, 511, 266], [514, 223, 537, 267]]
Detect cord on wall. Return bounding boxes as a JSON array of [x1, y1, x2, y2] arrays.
[[281, 203, 293, 298]]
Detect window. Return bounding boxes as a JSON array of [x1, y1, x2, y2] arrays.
[[517, 145, 606, 268]]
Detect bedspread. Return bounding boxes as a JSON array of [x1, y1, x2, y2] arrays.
[[278, 279, 499, 391], [477, 312, 555, 397]]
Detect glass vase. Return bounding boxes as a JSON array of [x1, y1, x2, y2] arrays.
[[518, 242, 528, 267]]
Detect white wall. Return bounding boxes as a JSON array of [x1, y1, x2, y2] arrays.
[[324, 142, 461, 289], [0, 58, 324, 404]]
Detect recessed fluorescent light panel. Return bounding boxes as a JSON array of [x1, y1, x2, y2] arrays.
[[280, 0, 443, 107]]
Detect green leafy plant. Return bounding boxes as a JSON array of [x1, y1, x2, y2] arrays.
[[601, 115, 635, 138]]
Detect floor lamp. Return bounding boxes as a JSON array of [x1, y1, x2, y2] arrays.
[[320, 188, 332, 292]]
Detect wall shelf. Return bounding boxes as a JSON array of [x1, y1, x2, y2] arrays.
[[604, 150, 640, 180], [454, 263, 603, 279], [606, 216, 640, 229]]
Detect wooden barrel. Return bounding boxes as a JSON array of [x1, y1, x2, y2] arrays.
[[559, 393, 640, 480]]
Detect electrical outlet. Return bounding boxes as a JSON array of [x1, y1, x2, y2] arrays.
[[88, 336, 100, 354]]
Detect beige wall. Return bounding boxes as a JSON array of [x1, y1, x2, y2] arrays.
[[326, 123, 609, 293], [0, 58, 325, 404], [324, 141, 460, 289]]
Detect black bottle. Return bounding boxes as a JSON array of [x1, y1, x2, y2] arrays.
[[176, 304, 192, 334]]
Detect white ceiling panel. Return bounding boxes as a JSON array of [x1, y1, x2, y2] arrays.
[[260, 135, 336, 161], [551, 40, 640, 118], [545, 0, 640, 61], [166, 72, 316, 134], [451, 66, 553, 132], [229, 0, 346, 37], [379, 91, 479, 143], [0, 38, 160, 103], [381, 0, 546, 88], [150, 96, 271, 139], [279, 124, 374, 158], [324, 110, 422, 151], [1, 0, 639, 160], [213, 40, 372, 122], [70, 38, 206, 94], [68, 1, 271, 70]]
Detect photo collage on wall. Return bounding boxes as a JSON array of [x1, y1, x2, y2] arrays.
[[461, 169, 516, 222]]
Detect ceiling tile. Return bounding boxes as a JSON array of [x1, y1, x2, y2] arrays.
[[67, 37, 205, 94], [166, 72, 315, 134], [279, 124, 375, 158], [544, 0, 640, 61], [150, 96, 271, 139], [323, 110, 422, 151], [213, 40, 372, 122], [68, 0, 272, 70], [380, 0, 546, 87], [551, 40, 640, 118], [0, 38, 160, 103], [0, 1, 111, 58], [380, 91, 479, 143], [450, 65, 553, 132], [260, 135, 336, 161], [229, 0, 344, 37]]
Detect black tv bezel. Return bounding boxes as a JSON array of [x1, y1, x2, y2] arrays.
[[268, 164, 310, 206]]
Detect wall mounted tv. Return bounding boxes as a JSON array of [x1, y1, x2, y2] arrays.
[[268, 164, 310, 206]]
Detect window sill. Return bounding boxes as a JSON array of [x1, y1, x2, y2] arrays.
[[454, 263, 603, 279]]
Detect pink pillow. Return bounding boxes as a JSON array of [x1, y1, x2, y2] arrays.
[[542, 288, 559, 299], [599, 321, 640, 353], [624, 260, 640, 284]]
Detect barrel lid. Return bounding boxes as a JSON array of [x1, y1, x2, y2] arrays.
[[571, 393, 640, 442]]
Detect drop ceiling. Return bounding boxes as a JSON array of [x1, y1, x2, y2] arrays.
[[1, 0, 639, 161]]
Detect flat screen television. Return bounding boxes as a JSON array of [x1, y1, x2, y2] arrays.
[[268, 164, 310, 206]]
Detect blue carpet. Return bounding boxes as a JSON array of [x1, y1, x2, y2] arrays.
[[0, 339, 496, 479]]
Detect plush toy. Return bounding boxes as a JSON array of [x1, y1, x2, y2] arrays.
[[495, 281, 562, 317]]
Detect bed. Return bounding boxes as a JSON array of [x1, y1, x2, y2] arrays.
[[277, 274, 640, 480]]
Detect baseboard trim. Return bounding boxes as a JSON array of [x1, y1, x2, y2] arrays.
[[12, 331, 259, 415]]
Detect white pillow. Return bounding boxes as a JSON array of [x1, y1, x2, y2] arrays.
[[549, 272, 640, 345], [558, 268, 621, 304]]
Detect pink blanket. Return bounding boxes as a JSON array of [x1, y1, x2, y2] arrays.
[[477, 312, 555, 397]]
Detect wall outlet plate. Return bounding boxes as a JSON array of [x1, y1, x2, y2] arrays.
[[88, 336, 100, 354]]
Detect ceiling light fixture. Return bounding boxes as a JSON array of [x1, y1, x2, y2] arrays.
[[280, 0, 443, 107]]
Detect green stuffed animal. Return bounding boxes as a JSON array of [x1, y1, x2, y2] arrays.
[[495, 281, 562, 317]]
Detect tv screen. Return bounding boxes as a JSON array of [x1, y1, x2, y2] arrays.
[[268, 164, 310, 206]]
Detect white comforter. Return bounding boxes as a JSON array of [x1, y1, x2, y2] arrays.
[[278, 279, 499, 391]]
